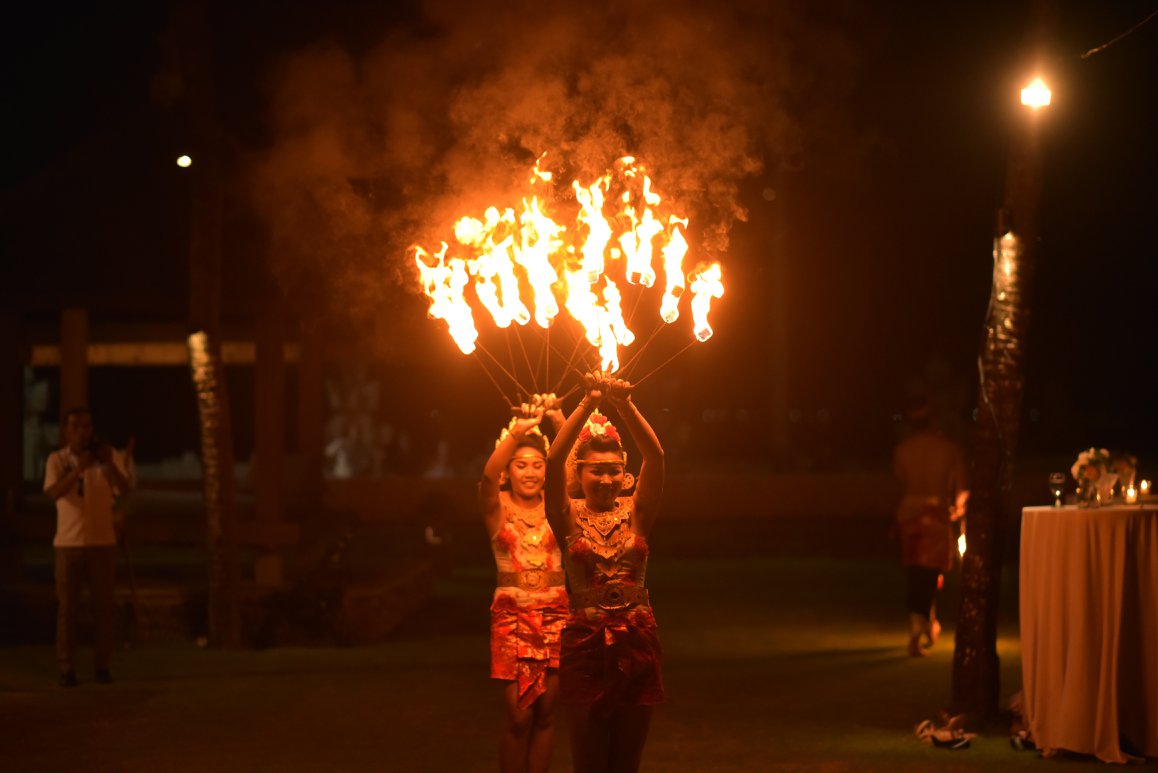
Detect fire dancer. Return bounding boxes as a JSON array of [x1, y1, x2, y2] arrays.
[[893, 394, 969, 657], [480, 394, 568, 773], [545, 373, 664, 773]]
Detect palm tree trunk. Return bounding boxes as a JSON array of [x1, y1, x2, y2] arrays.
[[951, 32, 1050, 720], [166, 0, 242, 648]]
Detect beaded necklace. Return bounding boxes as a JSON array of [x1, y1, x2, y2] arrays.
[[574, 498, 633, 578]]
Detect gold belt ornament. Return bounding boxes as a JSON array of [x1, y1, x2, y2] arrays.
[[570, 581, 649, 611], [497, 569, 566, 592]]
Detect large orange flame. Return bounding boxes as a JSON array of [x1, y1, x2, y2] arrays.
[[411, 156, 723, 372], [689, 262, 724, 342]]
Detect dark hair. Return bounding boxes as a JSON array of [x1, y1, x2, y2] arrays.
[[903, 392, 932, 430], [576, 434, 623, 460], [512, 433, 548, 458], [64, 406, 92, 421]]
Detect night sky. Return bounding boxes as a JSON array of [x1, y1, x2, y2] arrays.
[[3, 0, 1155, 471]]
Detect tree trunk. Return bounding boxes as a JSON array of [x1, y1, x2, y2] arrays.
[[951, 66, 1048, 722], [165, 0, 242, 648], [187, 326, 241, 648]]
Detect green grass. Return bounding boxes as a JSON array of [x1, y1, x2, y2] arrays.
[[0, 548, 1062, 771]]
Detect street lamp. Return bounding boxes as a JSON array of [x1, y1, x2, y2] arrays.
[[1020, 77, 1052, 109]]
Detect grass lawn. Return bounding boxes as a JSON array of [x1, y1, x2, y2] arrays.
[[0, 519, 1079, 771]]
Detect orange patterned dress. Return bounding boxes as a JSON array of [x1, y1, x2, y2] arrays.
[[559, 497, 664, 707], [490, 492, 569, 709]]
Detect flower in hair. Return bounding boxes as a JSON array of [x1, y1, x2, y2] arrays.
[[578, 411, 621, 444]]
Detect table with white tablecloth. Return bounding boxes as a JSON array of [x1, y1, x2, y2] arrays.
[[1020, 504, 1158, 763]]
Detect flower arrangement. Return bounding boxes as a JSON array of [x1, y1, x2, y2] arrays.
[[578, 411, 621, 444], [1111, 451, 1138, 487], [1070, 447, 1111, 484]]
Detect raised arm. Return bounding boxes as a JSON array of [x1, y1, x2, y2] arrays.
[[98, 444, 132, 496], [44, 452, 89, 502], [479, 406, 544, 535], [605, 378, 664, 535], [544, 380, 602, 540], [538, 393, 565, 439]]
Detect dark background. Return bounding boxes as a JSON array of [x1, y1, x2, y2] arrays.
[[3, 0, 1155, 475]]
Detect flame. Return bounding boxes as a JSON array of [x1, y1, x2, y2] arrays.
[[531, 152, 553, 184], [413, 244, 478, 354], [458, 207, 530, 328], [957, 532, 967, 557], [688, 262, 724, 342], [573, 175, 612, 283], [411, 156, 723, 371], [517, 197, 563, 328], [660, 218, 688, 323]]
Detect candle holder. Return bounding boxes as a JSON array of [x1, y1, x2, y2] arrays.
[[1140, 479, 1151, 497], [1124, 485, 1138, 504]]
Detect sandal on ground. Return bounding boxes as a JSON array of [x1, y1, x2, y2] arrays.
[[932, 734, 971, 750], [915, 714, 975, 751], [1009, 731, 1036, 751]]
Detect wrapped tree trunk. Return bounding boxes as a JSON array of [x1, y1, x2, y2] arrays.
[[951, 41, 1049, 721], [163, 0, 242, 648]]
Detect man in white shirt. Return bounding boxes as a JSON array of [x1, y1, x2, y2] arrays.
[[43, 407, 131, 687]]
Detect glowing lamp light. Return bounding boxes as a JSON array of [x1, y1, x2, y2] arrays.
[[176, 155, 192, 168], [957, 532, 967, 557], [1020, 78, 1051, 109]]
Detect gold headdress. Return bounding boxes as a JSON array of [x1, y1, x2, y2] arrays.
[[565, 410, 634, 498]]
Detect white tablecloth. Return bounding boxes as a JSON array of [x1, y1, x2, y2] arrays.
[[1020, 505, 1158, 762]]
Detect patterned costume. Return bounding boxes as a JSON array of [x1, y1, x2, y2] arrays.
[[490, 491, 569, 709], [560, 496, 664, 707]]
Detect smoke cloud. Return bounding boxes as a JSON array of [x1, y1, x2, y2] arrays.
[[249, 0, 858, 326]]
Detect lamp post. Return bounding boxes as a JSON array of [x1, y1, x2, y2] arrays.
[[951, 73, 1050, 721]]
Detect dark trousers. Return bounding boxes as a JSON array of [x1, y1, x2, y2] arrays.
[[55, 546, 117, 673], [905, 566, 940, 619]]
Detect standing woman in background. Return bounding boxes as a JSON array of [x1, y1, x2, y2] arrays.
[[893, 393, 969, 656], [480, 395, 568, 773], [545, 373, 665, 773]]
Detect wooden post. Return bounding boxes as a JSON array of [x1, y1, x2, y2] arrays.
[[296, 326, 326, 513], [769, 187, 790, 464], [253, 298, 286, 587], [0, 314, 23, 581], [255, 299, 285, 524], [59, 308, 89, 415]]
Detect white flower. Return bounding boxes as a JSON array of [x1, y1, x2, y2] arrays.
[[1071, 450, 1089, 480]]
